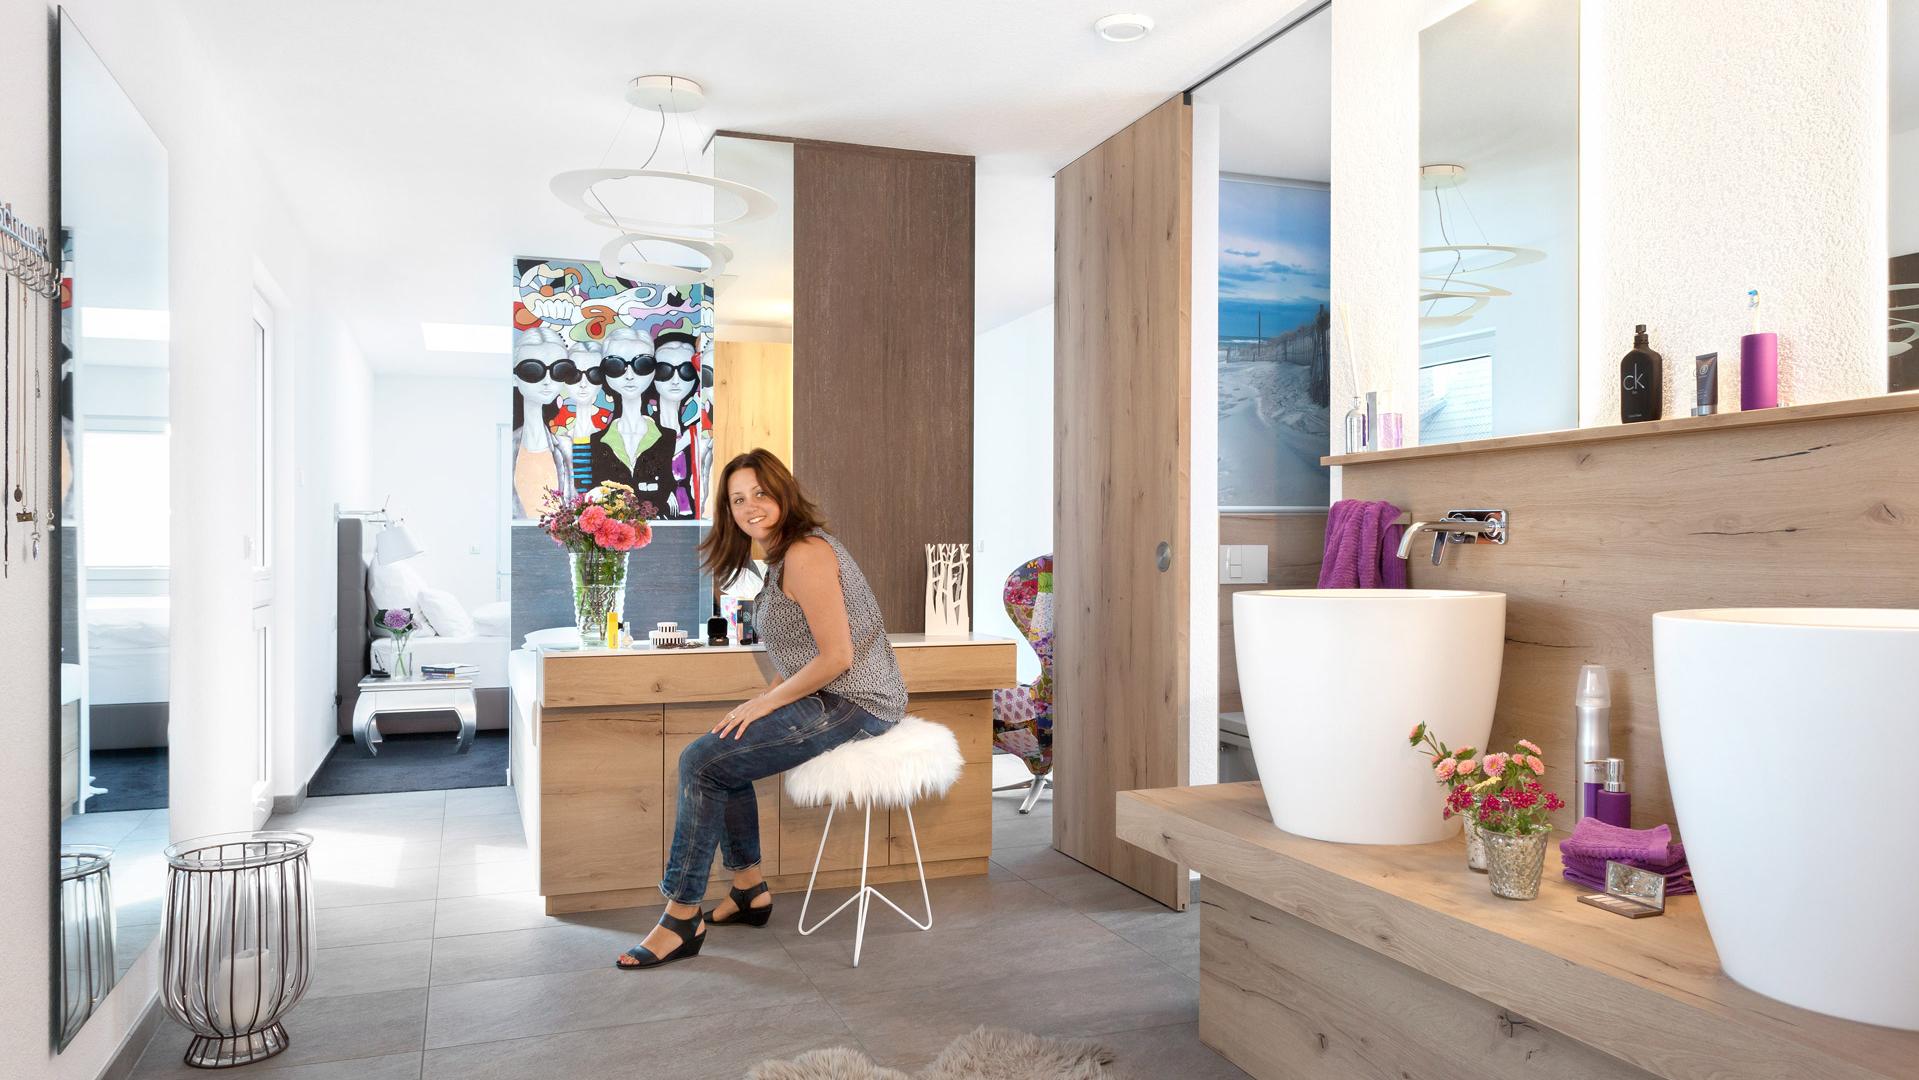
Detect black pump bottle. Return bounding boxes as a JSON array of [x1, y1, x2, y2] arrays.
[[1620, 324, 1664, 423]]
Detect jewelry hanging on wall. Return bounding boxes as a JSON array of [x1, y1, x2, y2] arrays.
[[1, 199, 60, 572]]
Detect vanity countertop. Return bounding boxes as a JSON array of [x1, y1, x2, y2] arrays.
[[1117, 782, 1918, 1080], [532, 633, 1017, 710], [547, 631, 1016, 658]]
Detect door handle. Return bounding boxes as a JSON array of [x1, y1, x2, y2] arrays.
[[1155, 542, 1172, 573]]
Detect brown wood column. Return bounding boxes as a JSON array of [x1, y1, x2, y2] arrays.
[[1052, 96, 1193, 909], [791, 141, 975, 633]]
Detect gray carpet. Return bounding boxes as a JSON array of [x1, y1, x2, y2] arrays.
[[88, 748, 169, 812], [307, 731, 508, 796]]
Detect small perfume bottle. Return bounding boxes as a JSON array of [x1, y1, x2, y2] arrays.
[[1342, 396, 1365, 453]]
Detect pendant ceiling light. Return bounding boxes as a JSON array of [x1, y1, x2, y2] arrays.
[[1419, 163, 1545, 328], [550, 75, 776, 284]]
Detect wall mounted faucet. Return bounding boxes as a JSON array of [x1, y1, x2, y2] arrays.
[[1397, 509, 1508, 566]]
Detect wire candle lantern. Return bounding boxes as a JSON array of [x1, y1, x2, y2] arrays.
[[58, 846, 117, 1046], [161, 832, 314, 1068]]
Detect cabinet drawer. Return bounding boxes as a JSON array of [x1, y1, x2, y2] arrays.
[[541, 713, 663, 795], [890, 759, 990, 865], [540, 786, 665, 896], [905, 694, 994, 761]]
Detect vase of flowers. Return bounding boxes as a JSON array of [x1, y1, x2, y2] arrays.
[[376, 608, 417, 678], [1408, 722, 1485, 871], [1444, 738, 1565, 900], [540, 482, 655, 642]]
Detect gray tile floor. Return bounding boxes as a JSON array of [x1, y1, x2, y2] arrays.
[[131, 771, 1247, 1079]]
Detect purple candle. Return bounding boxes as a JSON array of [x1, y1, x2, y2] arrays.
[[1740, 332, 1778, 410]]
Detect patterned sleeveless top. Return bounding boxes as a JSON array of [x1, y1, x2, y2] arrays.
[[760, 529, 908, 723]]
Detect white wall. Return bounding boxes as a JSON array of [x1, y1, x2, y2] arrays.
[[369, 372, 506, 615], [973, 304, 1054, 683], [1334, 0, 1890, 437], [1330, 0, 1424, 447], [281, 316, 372, 800]]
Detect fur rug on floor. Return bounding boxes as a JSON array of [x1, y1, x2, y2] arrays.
[[746, 1026, 1116, 1080]]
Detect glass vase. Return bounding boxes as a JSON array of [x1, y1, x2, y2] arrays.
[[1481, 827, 1550, 900], [1465, 820, 1488, 872], [390, 636, 412, 679], [570, 548, 630, 644]]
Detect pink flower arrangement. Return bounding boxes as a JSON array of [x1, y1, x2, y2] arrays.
[[1457, 738, 1565, 836], [1408, 722, 1479, 795], [539, 482, 656, 554]]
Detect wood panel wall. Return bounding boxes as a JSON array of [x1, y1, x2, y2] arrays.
[[713, 340, 793, 471], [1053, 96, 1192, 910], [792, 141, 974, 634], [1218, 512, 1326, 714], [1339, 399, 1919, 834]]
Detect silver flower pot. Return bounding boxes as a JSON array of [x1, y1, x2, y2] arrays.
[[1464, 821, 1488, 873], [1480, 827, 1550, 900]]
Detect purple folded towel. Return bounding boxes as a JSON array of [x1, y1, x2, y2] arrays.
[[1317, 499, 1407, 590], [1558, 817, 1683, 864]]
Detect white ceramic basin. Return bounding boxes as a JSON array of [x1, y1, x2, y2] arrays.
[[1655, 608, 1919, 1031], [1233, 589, 1506, 844]]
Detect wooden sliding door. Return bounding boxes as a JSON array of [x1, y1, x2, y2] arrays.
[[1052, 96, 1192, 910]]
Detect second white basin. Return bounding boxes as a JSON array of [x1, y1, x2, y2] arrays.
[[1234, 589, 1506, 844], [1655, 607, 1919, 1031]]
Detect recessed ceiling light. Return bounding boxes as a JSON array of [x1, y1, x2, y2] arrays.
[[421, 322, 510, 353], [1095, 13, 1155, 43]]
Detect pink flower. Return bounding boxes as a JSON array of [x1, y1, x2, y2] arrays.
[[1517, 738, 1542, 755], [1434, 759, 1457, 781], [596, 521, 637, 550], [1525, 755, 1546, 774], [578, 505, 608, 532], [1454, 758, 1479, 777], [1483, 753, 1510, 776]]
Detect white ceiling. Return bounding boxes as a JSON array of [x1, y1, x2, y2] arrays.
[[173, 0, 1315, 372], [1198, 5, 1330, 182]]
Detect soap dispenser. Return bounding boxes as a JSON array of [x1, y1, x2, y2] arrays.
[[1589, 758, 1632, 828], [1620, 325, 1664, 423]]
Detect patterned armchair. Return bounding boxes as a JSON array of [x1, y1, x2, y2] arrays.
[[991, 554, 1053, 813]]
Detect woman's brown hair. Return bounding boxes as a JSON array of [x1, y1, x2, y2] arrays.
[[699, 449, 828, 587]]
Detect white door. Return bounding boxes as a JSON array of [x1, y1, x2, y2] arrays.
[[248, 293, 277, 825]]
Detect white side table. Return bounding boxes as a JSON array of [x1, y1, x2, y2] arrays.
[[352, 676, 476, 756]]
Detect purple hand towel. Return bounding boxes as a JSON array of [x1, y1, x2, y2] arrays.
[[1317, 499, 1407, 589], [1558, 817, 1683, 864]]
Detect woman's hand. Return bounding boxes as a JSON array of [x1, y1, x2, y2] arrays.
[[713, 696, 775, 740]]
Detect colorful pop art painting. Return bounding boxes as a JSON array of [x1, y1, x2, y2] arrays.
[[510, 258, 715, 522]]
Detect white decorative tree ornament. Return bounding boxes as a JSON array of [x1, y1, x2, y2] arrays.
[[924, 543, 971, 637]]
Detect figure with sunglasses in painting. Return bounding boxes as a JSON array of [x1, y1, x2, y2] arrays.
[[511, 326, 581, 518], [563, 338, 610, 496], [651, 315, 705, 519], [588, 323, 673, 508]]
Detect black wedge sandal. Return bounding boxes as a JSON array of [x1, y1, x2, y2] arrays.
[[706, 880, 773, 927], [616, 911, 706, 970]]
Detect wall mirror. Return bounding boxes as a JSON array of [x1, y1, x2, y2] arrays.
[[54, 11, 172, 1049], [1892, 0, 1917, 391], [1418, 0, 1579, 444]]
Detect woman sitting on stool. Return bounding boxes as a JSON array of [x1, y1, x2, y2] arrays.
[[617, 448, 908, 969]]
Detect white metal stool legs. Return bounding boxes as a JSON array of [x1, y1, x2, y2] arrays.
[[1017, 773, 1050, 814], [793, 800, 934, 967]]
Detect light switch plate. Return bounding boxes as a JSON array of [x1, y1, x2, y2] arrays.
[[1219, 545, 1269, 585]]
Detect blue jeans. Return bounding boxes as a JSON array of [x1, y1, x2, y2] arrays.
[[659, 691, 891, 905]]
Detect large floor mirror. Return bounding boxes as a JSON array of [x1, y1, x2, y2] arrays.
[[55, 10, 172, 1050]]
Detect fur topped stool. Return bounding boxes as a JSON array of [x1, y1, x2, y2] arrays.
[[785, 715, 963, 967]]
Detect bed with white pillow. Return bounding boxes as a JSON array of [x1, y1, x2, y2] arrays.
[[338, 517, 511, 736]]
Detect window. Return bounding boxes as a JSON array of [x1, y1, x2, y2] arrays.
[[79, 427, 170, 568]]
